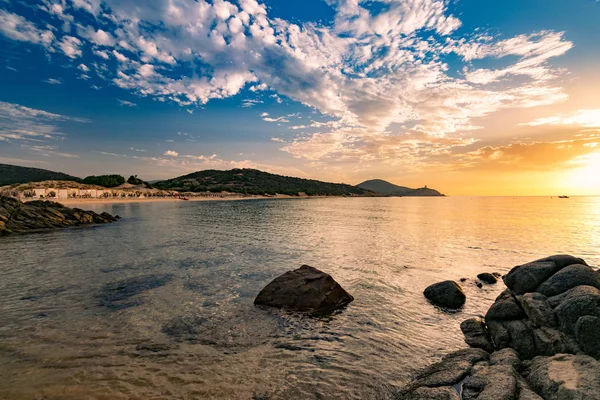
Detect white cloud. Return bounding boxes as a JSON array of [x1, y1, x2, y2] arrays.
[[78, 63, 90, 72], [118, 99, 137, 107], [520, 110, 600, 128], [163, 150, 179, 157], [44, 78, 62, 85], [59, 36, 82, 59]]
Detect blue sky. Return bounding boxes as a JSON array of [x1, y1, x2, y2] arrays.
[[1, 0, 599, 194]]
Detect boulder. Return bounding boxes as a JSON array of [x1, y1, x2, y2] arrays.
[[477, 273, 498, 284], [552, 285, 600, 334], [397, 386, 460, 400], [486, 319, 511, 350], [424, 280, 466, 309], [254, 265, 354, 315], [486, 291, 526, 321], [519, 292, 556, 328], [526, 354, 600, 400], [504, 255, 586, 295], [575, 316, 600, 359], [490, 348, 522, 371], [536, 264, 600, 297], [462, 364, 519, 400], [411, 348, 490, 388], [504, 320, 537, 360], [461, 318, 494, 353]]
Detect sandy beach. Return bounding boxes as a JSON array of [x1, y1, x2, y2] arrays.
[[54, 193, 304, 206]]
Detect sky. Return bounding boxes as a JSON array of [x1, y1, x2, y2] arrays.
[[1, 0, 600, 196]]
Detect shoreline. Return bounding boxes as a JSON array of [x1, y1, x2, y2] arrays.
[[43, 194, 315, 206]]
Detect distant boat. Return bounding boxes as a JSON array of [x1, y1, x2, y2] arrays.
[[180, 197, 189, 201], [558, 195, 569, 199]]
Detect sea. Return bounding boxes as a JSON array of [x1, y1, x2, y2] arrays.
[[1, 196, 599, 399]]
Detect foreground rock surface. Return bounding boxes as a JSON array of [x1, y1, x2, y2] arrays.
[[403, 254, 600, 400], [424, 280, 466, 309], [0, 196, 119, 236], [254, 265, 354, 314]]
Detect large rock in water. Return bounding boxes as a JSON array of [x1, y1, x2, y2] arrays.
[[254, 265, 354, 315], [0, 196, 119, 236], [424, 280, 466, 309]]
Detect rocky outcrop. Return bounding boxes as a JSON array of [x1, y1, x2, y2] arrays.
[[402, 255, 600, 400], [424, 280, 466, 309], [0, 196, 119, 236], [254, 265, 354, 315]]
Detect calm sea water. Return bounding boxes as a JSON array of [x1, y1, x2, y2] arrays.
[[1, 197, 599, 399]]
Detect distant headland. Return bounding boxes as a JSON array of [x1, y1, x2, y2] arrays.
[[0, 163, 445, 202]]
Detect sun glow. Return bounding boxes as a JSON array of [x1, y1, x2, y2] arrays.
[[566, 151, 600, 194]]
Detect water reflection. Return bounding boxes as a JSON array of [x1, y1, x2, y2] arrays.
[[0, 197, 599, 399]]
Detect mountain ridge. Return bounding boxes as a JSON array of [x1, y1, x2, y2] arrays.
[[0, 163, 81, 186], [357, 179, 444, 197]]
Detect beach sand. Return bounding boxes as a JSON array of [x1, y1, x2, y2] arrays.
[[54, 194, 303, 206]]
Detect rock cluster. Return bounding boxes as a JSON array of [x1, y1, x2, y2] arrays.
[[254, 265, 354, 315], [0, 196, 119, 236], [402, 255, 600, 399]]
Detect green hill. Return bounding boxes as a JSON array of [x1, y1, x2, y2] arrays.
[[0, 163, 81, 186], [357, 179, 444, 196], [154, 168, 373, 196]]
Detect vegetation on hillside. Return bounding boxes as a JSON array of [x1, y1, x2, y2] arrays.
[[0, 163, 81, 186], [82, 174, 126, 188], [154, 169, 373, 196]]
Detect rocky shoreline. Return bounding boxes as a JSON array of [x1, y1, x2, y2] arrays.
[[0, 196, 119, 236], [400, 255, 600, 399]]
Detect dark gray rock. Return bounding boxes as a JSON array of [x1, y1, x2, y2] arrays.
[[477, 273, 498, 284], [504, 255, 587, 295], [530, 326, 572, 357], [516, 377, 543, 400], [519, 292, 556, 327], [0, 196, 119, 236], [575, 315, 600, 359], [487, 319, 511, 350], [486, 291, 526, 321], [504, 320, 537, 360], [254, 265, 354, 314], [490, 348, 522, 371], [461, 318, 494, 353], [396, 386, 460, 400], [552, 285, 600, 334], [536, 264, 600, 297], [412, 348, 490, 388], [527, 354, 600, 400], [462, 364, 519, 400], [423, 280, 466, 309], [547, 285, 600, 308]]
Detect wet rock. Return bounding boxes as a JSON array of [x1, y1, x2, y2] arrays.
[[254, 265, 354, 315], [519, 292, 556, 328], [460, 278, 468, 282], [461, 318, 494, 353], [0, 196, 119, 236], [411, 348, 490, 388], [477, 273, 498, 284], [504, 255, 586, 295], [99, 274, 174, 309], [476, 282, 483, 289], [423, 280, 466, 310], [526, 354, 600, 400], [462, 363, 519, 400], [536, 264, 600, 297], [530, 326, 572, 357], [487, 320, 511, 350], [396, 386, 460, 400], [575, 315, 600, 359]]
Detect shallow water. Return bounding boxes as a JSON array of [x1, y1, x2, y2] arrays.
[[1, 196, 599, 399]]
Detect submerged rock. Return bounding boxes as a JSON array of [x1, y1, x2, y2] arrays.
[[254, 265, 354, 315], [0, 196, 119, 236], [99, 274, 174, 309], [477, 273, 498, 284], [423, 280, 466, 309]]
